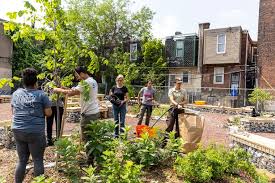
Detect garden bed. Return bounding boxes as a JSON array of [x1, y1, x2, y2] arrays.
[[186, 104, 252, 115], [230, 132, 275, 173], [240, 117, 275, 132]]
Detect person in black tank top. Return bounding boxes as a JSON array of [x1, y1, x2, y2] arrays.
[[110, 75, 129, 137]]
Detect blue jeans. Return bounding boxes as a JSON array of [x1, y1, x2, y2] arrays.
[[13, 130, 46, 183], [112, 104, 126, 137]]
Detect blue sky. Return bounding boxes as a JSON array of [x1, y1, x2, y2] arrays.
[[0, 0, 260, 40]]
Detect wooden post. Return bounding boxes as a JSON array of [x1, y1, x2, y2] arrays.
[[60, 95, 68, 137]]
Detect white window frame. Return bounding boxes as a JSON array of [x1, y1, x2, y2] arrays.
[[213, 67, 224, 84], [168, 74, 176, 88], [182, 71, 190, 84], [169, 72, 191, 87], [130, 43, 138, 61], [176, 40, 184, 58], [216, 34, 226, 54]]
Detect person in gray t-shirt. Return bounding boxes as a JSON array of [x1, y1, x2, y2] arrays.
[[137, 80, 155, 126], [12, 68, 52, 183]]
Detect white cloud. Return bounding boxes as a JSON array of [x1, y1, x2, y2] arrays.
[[152, 15, 183, 39]]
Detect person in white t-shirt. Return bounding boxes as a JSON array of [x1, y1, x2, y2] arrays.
[[53, 66, 99, 164]]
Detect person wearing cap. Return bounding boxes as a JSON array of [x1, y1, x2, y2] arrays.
[[166, 77, 187, 138], [53, 66, 99, 164]]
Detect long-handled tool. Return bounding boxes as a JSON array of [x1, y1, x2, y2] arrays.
[[135, 106, 200, 137]]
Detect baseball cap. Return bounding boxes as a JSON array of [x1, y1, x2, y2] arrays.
[[175, 77, 183, 83]]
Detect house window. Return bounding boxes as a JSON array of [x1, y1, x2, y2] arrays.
[[130, 43, 138, 61], [176, 40, 184, 57], [217, 34, 226, 54], [214, 67, 224, 84], [182, 71, 190, 83], [169, 74, 176, 87]]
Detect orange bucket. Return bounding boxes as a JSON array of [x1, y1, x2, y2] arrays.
[[136, 125, 156, 138]]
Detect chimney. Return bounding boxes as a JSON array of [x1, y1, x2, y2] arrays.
[[197, 23, 210, 74]]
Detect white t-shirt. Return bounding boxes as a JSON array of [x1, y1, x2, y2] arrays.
[[73, 77, 99, 115]]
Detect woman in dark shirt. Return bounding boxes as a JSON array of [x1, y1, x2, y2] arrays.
[[110, 74, 129, 137], [12, 68, 52, 183]]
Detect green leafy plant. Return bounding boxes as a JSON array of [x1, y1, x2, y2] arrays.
[[79, 80, 91, 102], [100, 150, 143, 183], [248, 88, 272, 112], [232, 116, 241, 126], [55, 136, 81, 179], [124, 132, 162, 167], [31, 175, 53, 183], [174, 145, 265, 183], [81, 166, 99, 183], [85, 120, 116, 163], [255, 172, 269, 183], [162, 131, 184, 161], [175, 148, 213, 183]]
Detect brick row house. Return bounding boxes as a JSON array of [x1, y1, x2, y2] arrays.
[[165, 23, 257, 107], [165, 33, 200, 103], [0, 19, 13, 94]]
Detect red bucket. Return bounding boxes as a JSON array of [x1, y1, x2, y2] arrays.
[[136, 125, 156, 138]]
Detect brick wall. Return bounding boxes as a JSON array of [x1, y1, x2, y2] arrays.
[[258, 0, 275, 89], [201, 65, 244, 89], [203, 27, 242, 65]]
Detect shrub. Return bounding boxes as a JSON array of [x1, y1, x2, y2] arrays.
[[100, 150, 143, 183], [84, 120, 116, 163], [164, 131, 184, 159], [55, 136, 81, 179], [174, 148, 213, 183], [81, 166, 99, 183], [174, 145, 267, 183], [255, 172, 269, 183], [124, 132, 162, 167], [248, 88, 272, 112]]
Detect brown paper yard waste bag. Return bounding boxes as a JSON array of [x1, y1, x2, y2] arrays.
[[178, 113, 204, 153]]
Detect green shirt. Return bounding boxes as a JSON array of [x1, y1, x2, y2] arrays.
[[168, 87, 187, 105]]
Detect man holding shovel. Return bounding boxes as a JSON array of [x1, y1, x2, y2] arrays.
[[166, 77, 188, 138]]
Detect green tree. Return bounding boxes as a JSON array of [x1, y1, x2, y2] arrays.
[[66, 0, 154, 88], [248, 88, 272, 112], [5, 27, 49, 77], [3, 0, 94, 138], [140, 39, 166, 85]]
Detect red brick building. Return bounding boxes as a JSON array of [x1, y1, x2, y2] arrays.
[[257, 0, 275, 89], [199, 24, 257, 107]]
